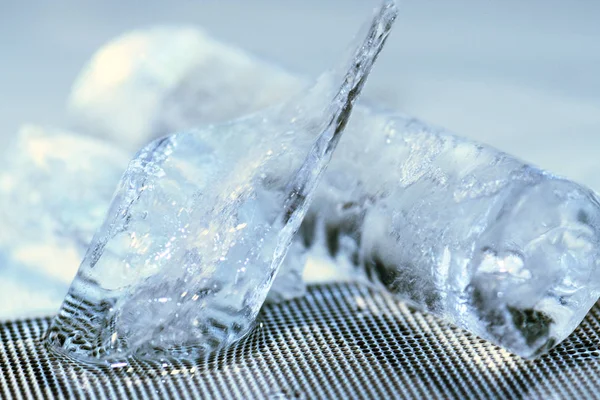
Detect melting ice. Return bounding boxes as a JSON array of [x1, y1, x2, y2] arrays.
[[66, 22, 600, 359]]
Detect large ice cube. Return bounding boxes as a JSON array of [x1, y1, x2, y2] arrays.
[[62, 15, 600, 359], [45, 2, 397, 364]]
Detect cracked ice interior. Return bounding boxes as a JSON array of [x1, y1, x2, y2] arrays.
[[43, 1, 397, 363]]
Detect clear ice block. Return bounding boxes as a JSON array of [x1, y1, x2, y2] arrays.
[[0, 25, 307, 320], [45, 1, 397, 363], [0, 125, 129, 318], [288, 106, 600, 359]]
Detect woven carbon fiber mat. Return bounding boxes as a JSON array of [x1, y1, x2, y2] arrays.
[[1, 283, 599, 399]]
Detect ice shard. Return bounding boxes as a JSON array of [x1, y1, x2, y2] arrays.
[[0, 27, 303, 320], [45, 1, 397, 363]]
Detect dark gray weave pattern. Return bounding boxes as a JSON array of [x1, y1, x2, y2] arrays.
[[1, 283, 599, 399]]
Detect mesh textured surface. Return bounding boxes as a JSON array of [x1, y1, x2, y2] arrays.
[[1, 283, 600, 399]]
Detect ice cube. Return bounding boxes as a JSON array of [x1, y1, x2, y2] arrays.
[[68, 26, 304, 151], [66, 25, 316, 302], [293, 107, 600, 358], [0, 26, 308, 320], [45, 1, 397, 364], [62, 11, 600, 359], [0, 125, 129, 318]]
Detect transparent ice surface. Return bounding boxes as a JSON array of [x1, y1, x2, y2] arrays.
[[0, 25, 311, 321], [0, 0, 591, 361], [45, 1, 397, 364], [65, 25, 314, 302]]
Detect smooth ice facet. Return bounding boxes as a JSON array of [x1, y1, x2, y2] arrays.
[[45, 2, 397, 363]]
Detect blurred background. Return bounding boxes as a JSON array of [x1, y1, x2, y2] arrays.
[[1, 0, 599, 189]]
